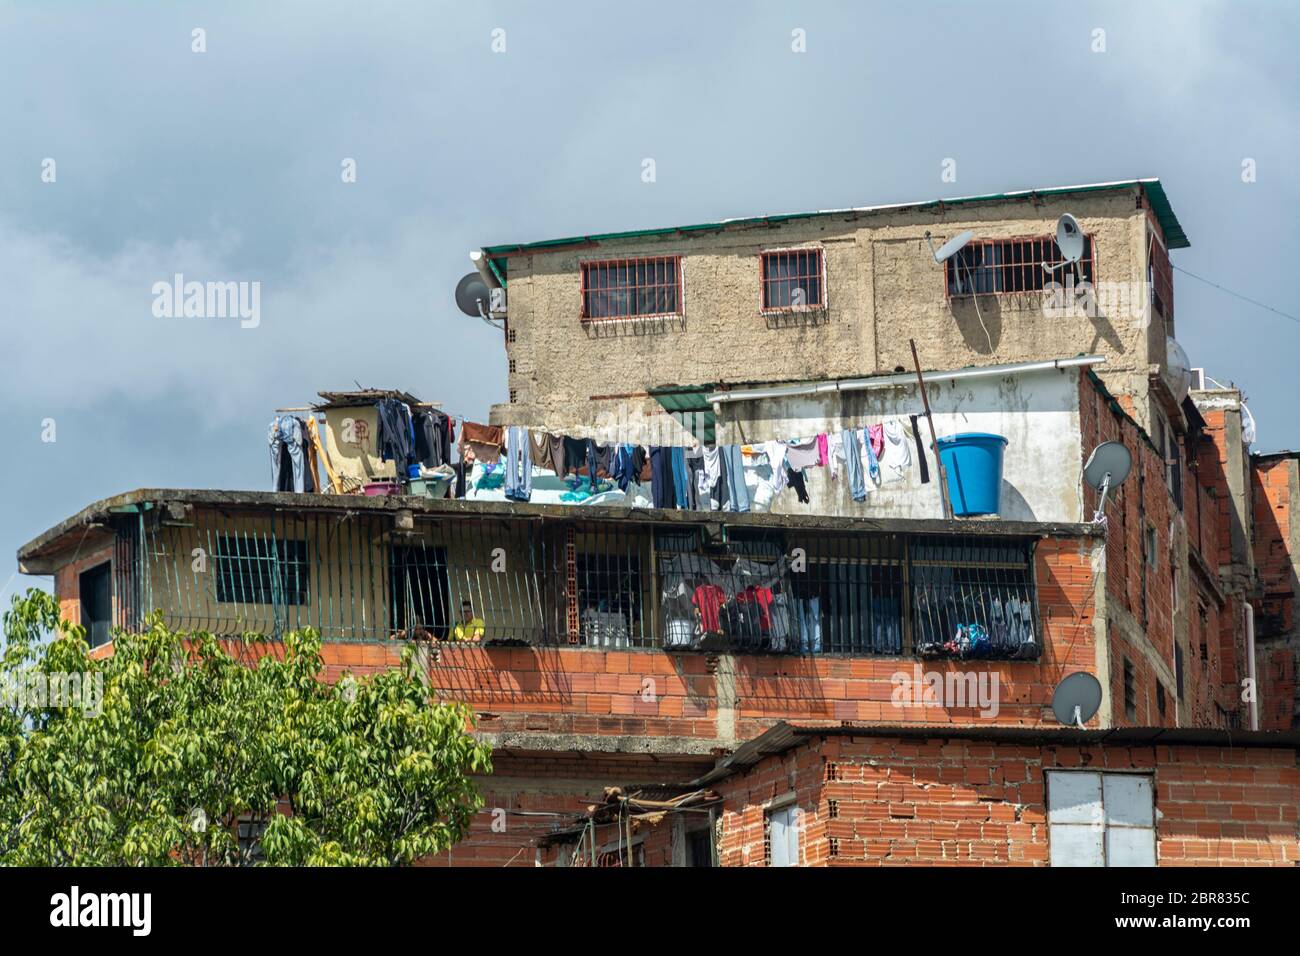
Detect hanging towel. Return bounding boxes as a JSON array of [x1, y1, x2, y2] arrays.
[[816, 433, 829, 467], [909, 415, 931, 484], [529, 431, 558, 474], [879, 419, 912, 483], [650, 446, 677, 509], [671, 446, 691, 509], [842, 429, 867, 502], [721, 445, 750, 513]]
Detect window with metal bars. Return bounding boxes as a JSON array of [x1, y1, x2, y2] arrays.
[[390, 544, 450, 639], [761, 248, 824, 311], [580, 255, 681, 320], [1123, 658, 1137, 721], [214, 535, 309, 605], [946, 234, 1095, 297], [909, 537, 1039, 660]]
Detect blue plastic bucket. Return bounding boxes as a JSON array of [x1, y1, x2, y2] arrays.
[[937, 433, 1008, 516]]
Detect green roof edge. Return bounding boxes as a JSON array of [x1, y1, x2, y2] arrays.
[[482, 179, 1189, 282]]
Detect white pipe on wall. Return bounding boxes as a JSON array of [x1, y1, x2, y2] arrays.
[[705, 355, 1107, 405]]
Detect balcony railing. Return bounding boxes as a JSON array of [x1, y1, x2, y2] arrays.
[[111, 509, 1041, 660]]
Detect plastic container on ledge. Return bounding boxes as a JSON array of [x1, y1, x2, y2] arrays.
[[936, 433, 1008, 517]]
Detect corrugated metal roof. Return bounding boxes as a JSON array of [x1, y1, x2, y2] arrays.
[[482, 179, 1188, 284]]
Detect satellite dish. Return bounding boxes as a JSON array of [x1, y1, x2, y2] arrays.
[[1041, 213, 1085, 279], [925, 230, 974, 264], [455, 272, 491, 318], [1052, 672, 1102, 728], [1083, 441, 1132, 525], [1164, 337, 1192, 404]]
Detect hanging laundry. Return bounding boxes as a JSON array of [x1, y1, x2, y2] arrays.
[[861, 427, 882, 487], [721, 445, 750, 513], [909, 414, 931, 484], [503, 426, 533, 502], [610, 445, 637, 492], [561, 436, 587, 475], [649, 446, 676, 509], [269, 415, 307, 492], [784, 437, 820, 471], [461, 421, 504, 465], [867, 424, 885, 459], [827, 432, 844, 481], [699, 446, 722, 510], [376, 399, 419, 476], [529, 430, 559, 474], [816, 433, 829, 467], [878, 419, 913, 483], [671, 446, 691, 509], [786, 466, 810, 504], [841, 429, 867, 502]]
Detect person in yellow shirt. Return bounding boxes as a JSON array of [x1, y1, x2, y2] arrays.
[[451, 599, 485, 642]]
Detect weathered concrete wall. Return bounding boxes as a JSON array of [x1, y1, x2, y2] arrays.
[[494, 186, 1162, 434], [718, 364, 1084, 523]]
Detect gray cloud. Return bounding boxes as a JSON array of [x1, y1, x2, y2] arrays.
[[3, 0, 1297, 597]]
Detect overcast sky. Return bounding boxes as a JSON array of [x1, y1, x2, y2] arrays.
[[3, 0, 1297, 599]]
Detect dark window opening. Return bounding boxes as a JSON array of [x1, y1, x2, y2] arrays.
[[390, 544, 450, 639], [947, 235, 1095, 297], [685, 829, 713, 867], [581, 256, 681, 320], [1174, 645, 1184, 699], [214, 535, 309, 605], [79, 562, 113, 649], [1123, 659, 1137, 721], [1156, 682, 1167, 719], [761, 248, 824, 310]]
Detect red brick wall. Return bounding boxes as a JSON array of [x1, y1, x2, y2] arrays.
[[306, 535, 1101, 741], [1251, 456, 1298, 730], [717, 734, 1300, 867]]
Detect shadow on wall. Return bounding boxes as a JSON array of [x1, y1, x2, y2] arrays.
[[998, 481, 1038, 522]]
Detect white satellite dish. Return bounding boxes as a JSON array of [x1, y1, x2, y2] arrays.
[[925, 230, 974, 264], [1042, 213, 1085, 276], [1052, 672, 1103, 728], [1164, 337, 1192, 404], [1083, 441, 1132, 525]]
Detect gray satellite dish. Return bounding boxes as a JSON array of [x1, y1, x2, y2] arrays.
[[1052, 671, 1103, 728], [455, 272, 491, 317], [1041, 213, 1085, 277], [925, 230, 974, 263], [1083, 440, 1132, 525]]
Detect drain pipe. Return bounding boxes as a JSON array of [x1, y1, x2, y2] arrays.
[[705, 355, 1106, 405]]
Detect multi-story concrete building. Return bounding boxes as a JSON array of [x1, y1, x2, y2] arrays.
[[18, 180, 1300, 866]]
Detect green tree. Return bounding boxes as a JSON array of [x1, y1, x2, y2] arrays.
[[0, 589, 490, 866]]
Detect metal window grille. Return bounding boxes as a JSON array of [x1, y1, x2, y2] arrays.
[[214, 534, 310, 606], [580, 255, 681, 320], [761, 248, 824, 311], [1123, 659, 1137, 719], [946, 234, 1096, 297], [118, 510, 1041, 658]]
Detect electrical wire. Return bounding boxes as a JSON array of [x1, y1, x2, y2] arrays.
[[1172, 264, 1298, 324]]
